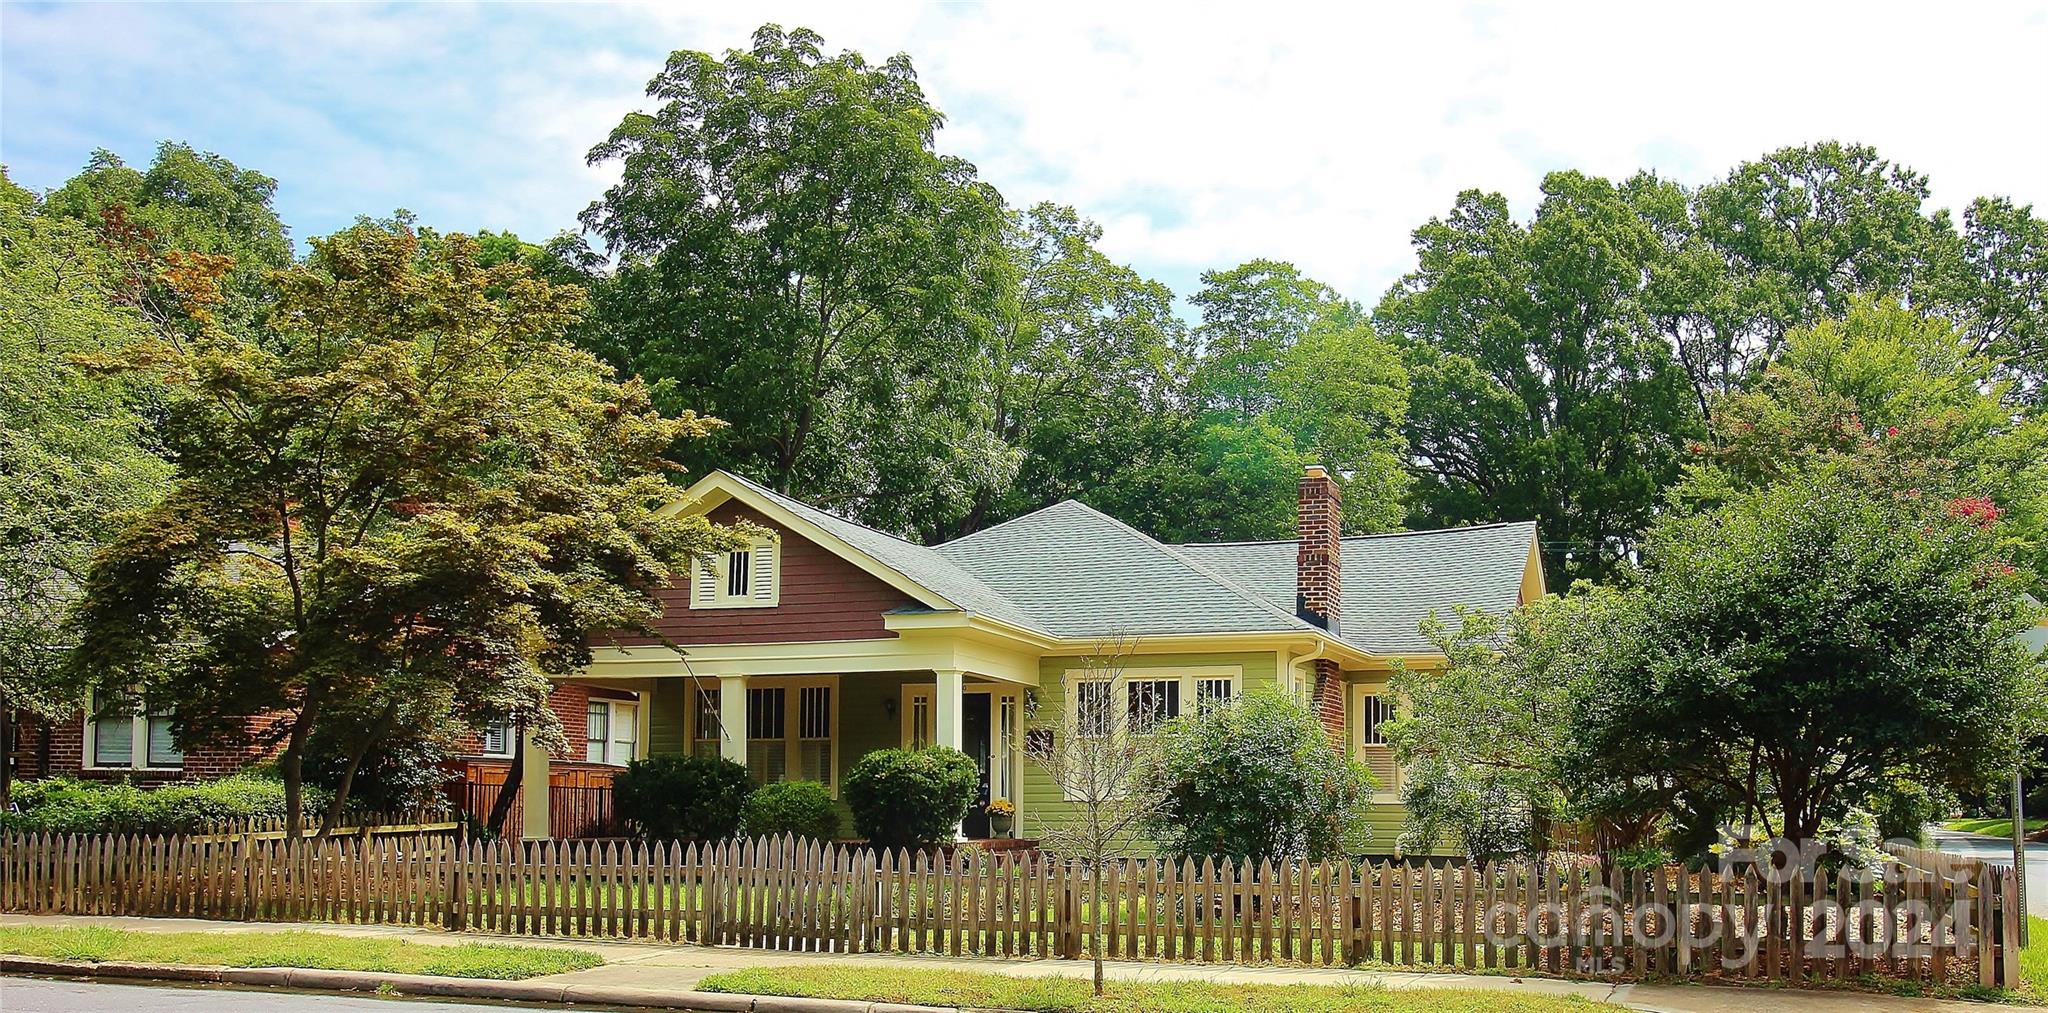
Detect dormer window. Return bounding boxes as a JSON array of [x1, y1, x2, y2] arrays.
[[691, 537, 779, 609]]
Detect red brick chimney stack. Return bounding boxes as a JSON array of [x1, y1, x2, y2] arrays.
[[1296, 465, 1342, 633], [1297, 465, 1346, 741]]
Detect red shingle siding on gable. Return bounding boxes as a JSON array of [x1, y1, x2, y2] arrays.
[[615, 502, 917, 646]]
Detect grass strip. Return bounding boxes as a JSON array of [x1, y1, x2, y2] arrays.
[[697, 965, 1625, 1013], [2023, 916, 2046, 999], [1939, 817, 2048, 838], [0, 925, 601, 980]]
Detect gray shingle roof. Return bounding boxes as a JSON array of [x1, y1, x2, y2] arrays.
[[1175, 522, 1538, 654], [933, 501, 1316, 640], [714, 472, 1536, 654]]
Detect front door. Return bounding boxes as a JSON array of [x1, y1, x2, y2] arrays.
[[901, 683, 1018, 840], [961, 694, 993, 838]]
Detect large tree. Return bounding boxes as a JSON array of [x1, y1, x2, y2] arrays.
[[1377, 171, 1699, 583], [582, 24, 1010, 537], [45, 142, 292, 330], [65, 222, 745, 836], [1146, 261, 1409, 543], [0, 172, 171, 808], [954, 203, 1192, 539], [1569, 469, 2045, 843]]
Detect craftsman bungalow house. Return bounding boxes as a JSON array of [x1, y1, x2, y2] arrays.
[[9, 465, 1544, 847], [503, 465, 1544, 842]]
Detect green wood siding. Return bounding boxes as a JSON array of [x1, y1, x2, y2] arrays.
[[1018, 651, 1277, 842]]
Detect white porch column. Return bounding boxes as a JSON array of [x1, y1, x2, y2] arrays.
[[519, 728, 551, 839], [933, 669, 965, 752], [719, 675, 749, 765]]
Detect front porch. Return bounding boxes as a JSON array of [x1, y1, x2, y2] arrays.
[[515, 659, 1030, 841]]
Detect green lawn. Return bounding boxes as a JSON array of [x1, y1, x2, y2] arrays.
[[696, 965, 1625, 1013], [1940, 817, 2048, 838], [2024, 917, 2047, 998], [0, 925, 601, 980]]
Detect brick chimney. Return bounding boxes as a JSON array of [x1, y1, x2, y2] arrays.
[[1296, 466, 1346, 741], [1296, 465, 1342, 633]]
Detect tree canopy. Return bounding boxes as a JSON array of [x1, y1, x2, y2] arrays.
[[63, 221, 746, 834]]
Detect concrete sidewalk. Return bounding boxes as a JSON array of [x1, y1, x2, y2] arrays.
[[0, 913, 2026, 1013]]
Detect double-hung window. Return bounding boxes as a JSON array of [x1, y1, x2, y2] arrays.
[[1065, 666, 1239, 738], [585, 699, 639, 766], [1352, 685, 1400, 798], [732, 678, 840, 792], [85, 689, 182, 770], [691, 687, 722, 759]]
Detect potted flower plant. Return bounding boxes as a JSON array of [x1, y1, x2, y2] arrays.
[[986, 797, 1015, 837]]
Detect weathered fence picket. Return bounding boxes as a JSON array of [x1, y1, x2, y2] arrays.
[[0, 831, 2022, 989]]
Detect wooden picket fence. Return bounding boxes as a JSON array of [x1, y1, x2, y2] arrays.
[[0, 833, 2025, 989]]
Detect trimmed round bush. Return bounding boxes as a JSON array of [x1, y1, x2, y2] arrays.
[[611, 754, 751, 841], [842, 746, 979, 850], [740, 780, 842, 842]]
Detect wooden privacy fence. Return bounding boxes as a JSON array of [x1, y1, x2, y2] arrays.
[[0, 833, 2025, 989]]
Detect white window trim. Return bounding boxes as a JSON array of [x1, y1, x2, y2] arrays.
[[477, 720, 515, 758], [1059, 665, 1241, 739], [900, 682, 1025, 821], [688, 536, 780, 610], [1056, 666, 1241, 801], [584, 698, 642, 767], [1351, 682, 1402, 804], [83, 688, 183, 772], [692, 676, 841, 793]]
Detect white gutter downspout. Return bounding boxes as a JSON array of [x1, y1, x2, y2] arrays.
[[1287, 640, 1330, 700]]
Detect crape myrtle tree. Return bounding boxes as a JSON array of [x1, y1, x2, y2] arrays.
[[1567, 470, 2046, 844], [64, 222, 748, 837], [582, 24, 1012, 539], [1025, 639, 1167, 997]]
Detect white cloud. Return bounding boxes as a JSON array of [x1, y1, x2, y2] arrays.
[[5, 1, 2045, 306]]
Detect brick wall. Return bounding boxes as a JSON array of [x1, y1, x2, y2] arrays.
[[446, 683, 623, 760], [7, 710, 282, 785], [1310, 657, 1346, 743]]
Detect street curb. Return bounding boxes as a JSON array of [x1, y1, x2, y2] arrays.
[[0, 956, 965, 1012]]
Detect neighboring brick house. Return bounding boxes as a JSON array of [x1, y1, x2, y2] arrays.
[[7, 680, 646, 837]]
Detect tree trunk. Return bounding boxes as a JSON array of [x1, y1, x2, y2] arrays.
[[280, 702, 318, 840], [1091, 862, 1105, 996], [0, 699, 13, 813], [486, 723, 526, 836], [315, 706, 396, 841]]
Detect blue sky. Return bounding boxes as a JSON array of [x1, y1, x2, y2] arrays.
[[5, 1, 2046, 306]]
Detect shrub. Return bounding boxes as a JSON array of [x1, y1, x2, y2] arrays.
[[611, 754, 751, 841], [842, 747, 978, 850], [0, 773, 326, 834], [740, 780, 842, 841], [1140, 690, 1374, 862]]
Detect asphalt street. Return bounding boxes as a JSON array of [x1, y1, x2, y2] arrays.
[[1926, 826, 2047, 918]]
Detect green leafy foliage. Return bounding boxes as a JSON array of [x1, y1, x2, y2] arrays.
[[61, 220, 747, 835], [0, 171, 170, 726], [1377, 172, 1700, 584], [1568, 469, 2046, 842], [584, 25, 1010, 539], [612, 754, 753, 841], [1141, 690, 1374, 862], [842, 747, 979, 850], [739, 780, 843, 842], [0, 773, 324, 834]]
